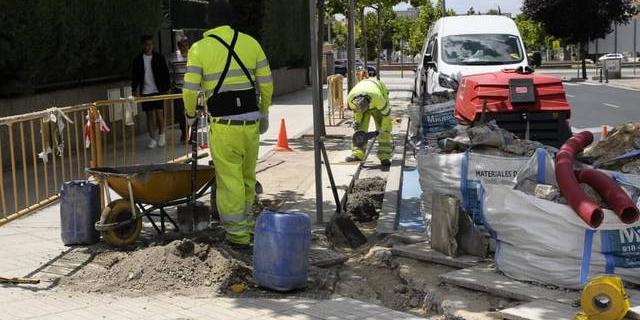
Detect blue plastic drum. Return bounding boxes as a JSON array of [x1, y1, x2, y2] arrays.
[[60, 180, 101, 245], [253, 210, 311, 291]]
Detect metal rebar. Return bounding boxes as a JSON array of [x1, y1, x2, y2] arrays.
[[121, 103, 126, 165], [73, 112, 81, 178], [40, 119, 50, 197], [30, 120, 39, 203], [171, 99, 175, 161], [111, 104, 116, 166], [66, 118, 73, 179], [19, 122, 29, 207], [59, 119, 66, 184], [8, 125, 18, 214], [0, 135, 6, 216], [82, 111, 88, 175]]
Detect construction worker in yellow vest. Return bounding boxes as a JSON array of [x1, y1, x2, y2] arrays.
[[182, 0, 273, 248], [345, 78, 393, 166]]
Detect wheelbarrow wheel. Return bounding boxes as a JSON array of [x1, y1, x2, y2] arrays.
[[102, 199, 142, 247]]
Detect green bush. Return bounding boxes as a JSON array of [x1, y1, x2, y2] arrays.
[[0, 0, 309, 96], [0, 0, 162, 96]]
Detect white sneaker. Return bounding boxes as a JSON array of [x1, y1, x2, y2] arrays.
[[158, 133, 166, 147], [147, 138, 158, 149]]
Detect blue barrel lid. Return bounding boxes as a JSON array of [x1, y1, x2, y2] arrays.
[[255, 209, 311, 234]]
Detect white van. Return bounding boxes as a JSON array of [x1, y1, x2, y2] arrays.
[[414, 15, 529, 98]]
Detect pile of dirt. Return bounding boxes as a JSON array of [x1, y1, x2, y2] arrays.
[[346, 177, 386, 222], [583, 122, 640, 171], [61, 237, 252, 296]]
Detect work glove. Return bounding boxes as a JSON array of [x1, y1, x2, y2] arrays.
[[186, 112, 197, 127], [259, 113, 269, 135]]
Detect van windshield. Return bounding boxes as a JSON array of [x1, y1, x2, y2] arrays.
[[442, 34, 524, 65]]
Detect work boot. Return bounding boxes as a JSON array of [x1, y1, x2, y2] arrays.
[[345, 155, 360, 162], [380, 159, 391, 167]]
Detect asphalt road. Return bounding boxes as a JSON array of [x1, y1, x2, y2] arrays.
[[559, 81, 640, 131]]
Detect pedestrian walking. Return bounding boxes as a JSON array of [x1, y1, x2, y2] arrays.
[[131, 35, 171, 149], [182, 0, 273, 248], [345, 78, 393, 166], [171, 36, 189, 142]]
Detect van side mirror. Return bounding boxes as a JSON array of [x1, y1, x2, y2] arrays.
[[423, 53, 432, 65]]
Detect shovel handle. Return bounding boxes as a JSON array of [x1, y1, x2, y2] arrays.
[[190, 112, 200, 206]]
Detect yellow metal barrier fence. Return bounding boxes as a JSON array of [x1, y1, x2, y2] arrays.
[[0, 94, 190, 225]]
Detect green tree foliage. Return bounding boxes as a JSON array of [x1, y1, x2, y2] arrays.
[[392, 15, 413, 47], [0, 0, 163, 96], [522, 0, 637, 45], [514, 14, 546, 50], [358, 8, 395, 60], [331, 20, 348, 48]]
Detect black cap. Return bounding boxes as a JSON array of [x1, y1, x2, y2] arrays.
[[208, 0, 233, 28]]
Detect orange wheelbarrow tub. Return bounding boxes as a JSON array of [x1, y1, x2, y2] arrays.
[[86, 164, 215, 246]]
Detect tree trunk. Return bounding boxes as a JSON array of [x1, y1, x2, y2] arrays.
[[361, 7, 367, 68], [580, 42, 587, 80], [317, 0, 326, 133], [347, 0, 356, 90], [376, 7, 381, 80]]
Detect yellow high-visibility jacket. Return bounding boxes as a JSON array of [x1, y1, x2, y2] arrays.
[[183, 25, 273, 117], [347, 78, 390, 115]]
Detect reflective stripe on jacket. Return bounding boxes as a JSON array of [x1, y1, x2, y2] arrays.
[[182, 25, 273, 117]]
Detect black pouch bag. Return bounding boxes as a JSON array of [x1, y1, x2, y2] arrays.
[[207, 31, 259, 117]]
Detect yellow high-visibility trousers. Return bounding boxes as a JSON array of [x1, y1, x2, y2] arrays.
[[209, 120, 259, 245]]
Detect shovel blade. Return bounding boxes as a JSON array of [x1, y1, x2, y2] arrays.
[[326, 214, 367, 248]]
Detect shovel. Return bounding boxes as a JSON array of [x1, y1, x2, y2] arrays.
[[322, 139, 367, 248], [177, 110, 210, 233]]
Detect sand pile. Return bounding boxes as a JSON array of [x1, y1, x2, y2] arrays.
[[62, 238, 251, 296]]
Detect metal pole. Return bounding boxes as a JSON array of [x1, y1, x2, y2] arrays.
[[634, 17, 637, 77], [309, 0, 324, 224], [347, 0, 356, 90], [400, 39, 404, 78], [362, 7, 368, 69], [615, 23, 618, 53], [376, 6, 382, 80], [317, 0, 326, 136]]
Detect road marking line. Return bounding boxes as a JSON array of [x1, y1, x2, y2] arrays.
[[563, 82, 580, 86], [582, 82, 602, 86], [566, 94, 576, 98], [603, 103, 622, 109]]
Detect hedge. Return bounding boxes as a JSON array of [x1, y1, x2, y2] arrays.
[[0, 0, 309, 97], [0, 0, 163, 96]]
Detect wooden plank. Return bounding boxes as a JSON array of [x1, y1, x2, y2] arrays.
[[391, 243, 482, 269], [439, 266, 579, 304], [499, 300, 578, 320]]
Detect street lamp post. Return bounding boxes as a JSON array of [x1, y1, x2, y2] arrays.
[[309, 0, 323, 224]]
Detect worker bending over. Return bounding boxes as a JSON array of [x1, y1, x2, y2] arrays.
[[346, 78, 393, 166], [182, 0, 273, 248]]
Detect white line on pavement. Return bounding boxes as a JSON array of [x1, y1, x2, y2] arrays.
[[566, 94, 576, 98], [563, 82, 580, 86], [581, 81, 602, 86], [603, 103, 622, 109], [571, 125, 613, 133]]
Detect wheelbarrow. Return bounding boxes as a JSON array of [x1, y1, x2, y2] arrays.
[[87, 164, 215, 246]]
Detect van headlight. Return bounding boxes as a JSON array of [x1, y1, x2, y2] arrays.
[[438, 74, 459, 90]]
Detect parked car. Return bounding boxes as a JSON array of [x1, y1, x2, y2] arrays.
[[333, 59, 377, 77], [599, 53, 625, 61], [414, 15, 529, 98]]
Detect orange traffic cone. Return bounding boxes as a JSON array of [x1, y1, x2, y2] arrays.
[[273, 118, 292, 151], [601, 126, 609, 138]]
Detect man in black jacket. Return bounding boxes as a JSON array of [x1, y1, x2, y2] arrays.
[[131, 35, 170, 149]]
